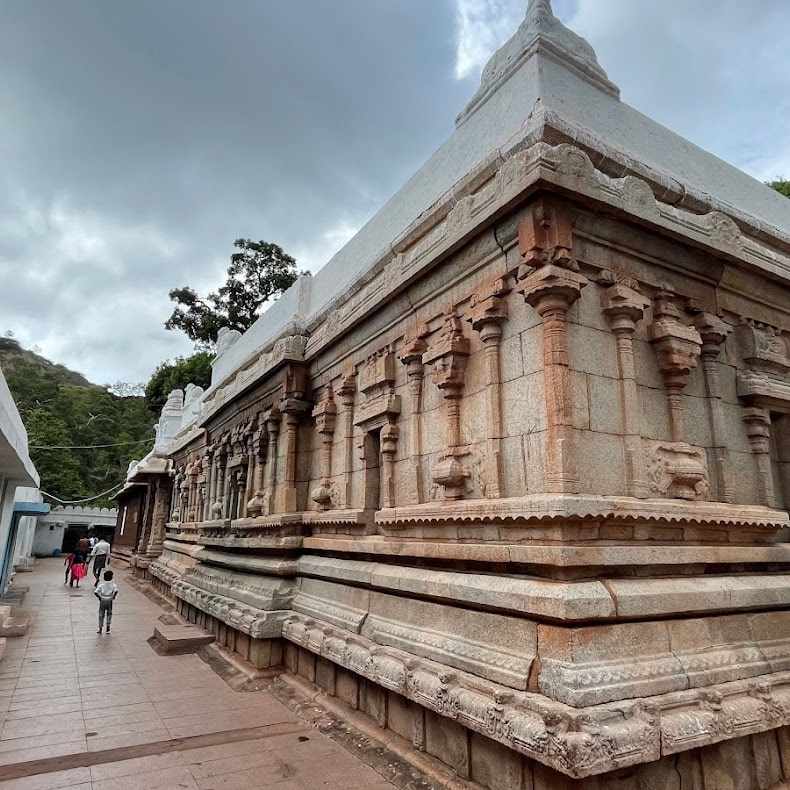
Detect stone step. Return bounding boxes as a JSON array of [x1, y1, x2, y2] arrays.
[[0, 615, 30, 638], [153, 623, 214, 654]]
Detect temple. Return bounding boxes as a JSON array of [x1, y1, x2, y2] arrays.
[[121, 2, 790, 785]]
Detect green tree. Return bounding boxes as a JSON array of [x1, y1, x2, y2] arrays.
[[165, 239, 304, 345], [768, 179, 790, 198], [144, 351, 213, 413], [1, 343, 156, 506]]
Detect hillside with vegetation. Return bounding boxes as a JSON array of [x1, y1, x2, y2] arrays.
[[0, 338, 155, 507]]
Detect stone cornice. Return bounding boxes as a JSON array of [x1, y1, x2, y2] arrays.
[[198, 333, 308, 426], [298, 141, 790, 387], [156, 139, 790, 436]]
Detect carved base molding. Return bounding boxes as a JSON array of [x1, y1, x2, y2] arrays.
[[193, 548, 296, 577], [149, 553, 790, 778], [170, 578, 291, 640], [376, 493, 789, 529], [282, 612, 790, 779]]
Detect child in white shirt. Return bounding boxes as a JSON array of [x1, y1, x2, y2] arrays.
[[95, 570, 119, 634]]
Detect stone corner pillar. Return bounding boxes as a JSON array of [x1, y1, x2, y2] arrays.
[[517, 198, 587, 495]]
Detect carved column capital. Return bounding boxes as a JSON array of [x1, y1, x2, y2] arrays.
[[423, 313, 470, 397], [602, 282, 650, 335], [399, 324, 429, 380], [336, 361, 357, 403], [312, 386, 338, 437], [743, 407, 772, 452], [649, 293, 702, 388], [468, 277, 509, 338], [518, 264, 587, 316], [693, 313, 731, 359]]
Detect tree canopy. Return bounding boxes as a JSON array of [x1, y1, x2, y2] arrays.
[[165, 239, 303, 346], [145, 351, 213, 413], [768, 179, 790, 198], [0, 339, 155, 507]]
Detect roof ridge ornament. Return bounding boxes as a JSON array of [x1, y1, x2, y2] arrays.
[[457, 0, 620, 127]]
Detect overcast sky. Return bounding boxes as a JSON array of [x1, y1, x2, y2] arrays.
[[2, 0, 788, 386]]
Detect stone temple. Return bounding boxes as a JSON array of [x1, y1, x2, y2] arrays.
[[118, 2, 790, 786]]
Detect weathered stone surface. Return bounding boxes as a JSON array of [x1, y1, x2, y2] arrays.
[[153, 623, 214, 653], [130, 0, 790, 785]]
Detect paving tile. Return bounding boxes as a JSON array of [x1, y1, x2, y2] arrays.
[[0, 560, 396, 789], [0, 767, 90, 790], [1, 711, 85, 741], [90, 751, 184, 781], [93, 765, 198, 790]]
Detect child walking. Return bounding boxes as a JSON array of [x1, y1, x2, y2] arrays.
[[68, 548, 88, 588], [95, 569, 118, 634]]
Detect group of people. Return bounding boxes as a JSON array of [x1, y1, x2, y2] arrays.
[[64, 533, 119, 634], [64, 533, 110, 587]]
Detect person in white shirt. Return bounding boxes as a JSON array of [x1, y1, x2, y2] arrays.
[[91, 538, 111, 586], [94, 569, 119, 634]]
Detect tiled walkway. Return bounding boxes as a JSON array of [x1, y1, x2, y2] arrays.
[[0, 558, 396, 789]]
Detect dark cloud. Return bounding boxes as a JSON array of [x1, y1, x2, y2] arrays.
[[1, 0, 787, 384]]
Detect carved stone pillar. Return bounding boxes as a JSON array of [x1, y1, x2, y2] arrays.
[[246, 424, 268, 516], [648, 292, 708, 500], [649, 292, 702, 443], [145, 477, 171, 557], [311, 386, 338, 510], [743, 407, 776, 507], [197, 455, 208, 522], [211, 445, 226, 519], [279, 364, 311, 513], [517, 200, 586, 494], [263, 406, 281, 515], [399, 325, 428, 504], [179, 475, 190, 524], [203, 447, 215, 521], [242, 431, 255, 519], [170, 469, 182, 522], [221, 437, 235, 518], [468, 277, 509, 499], [337, 364, 357, 508], [380, 423, 399, 508], [693, 313, 734, 503], [423, 312, 470, 500], [602, 281, 650, 498]]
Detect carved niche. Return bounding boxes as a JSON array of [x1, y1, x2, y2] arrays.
[[354, 348, 401, 509]]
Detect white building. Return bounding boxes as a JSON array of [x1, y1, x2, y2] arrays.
[[33, 505, 117, 557], [0, 366, 42, 589]]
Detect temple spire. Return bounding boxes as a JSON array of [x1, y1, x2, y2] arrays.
[[526, 0, 554, 21], [457, 0, 619, 126]]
